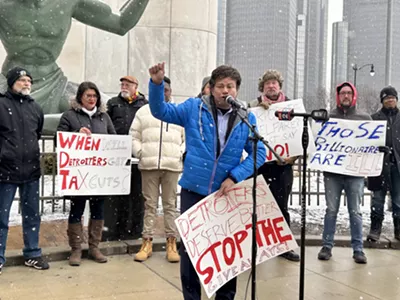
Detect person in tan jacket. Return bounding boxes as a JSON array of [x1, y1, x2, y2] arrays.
[[130, 76, 185, 263]]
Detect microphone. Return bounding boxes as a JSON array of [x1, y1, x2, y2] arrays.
[[275, 108, 329, 122], [225, 95, 247, 110]]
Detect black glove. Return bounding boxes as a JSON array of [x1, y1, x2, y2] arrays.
[[377, 146, 390, 154]]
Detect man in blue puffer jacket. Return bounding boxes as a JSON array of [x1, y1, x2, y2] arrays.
[[148, 62, 266, 300]]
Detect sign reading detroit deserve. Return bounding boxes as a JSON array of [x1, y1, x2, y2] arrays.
[[308, 119, 387, 176], [250, 99, 316, 162], [56, 132, 132, 196], [175, 176, 298, 298]]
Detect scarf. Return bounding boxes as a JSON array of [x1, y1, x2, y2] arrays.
[[261, 92, 286, 105], [82, 106, 97, 118]]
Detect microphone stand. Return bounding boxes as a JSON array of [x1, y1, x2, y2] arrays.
[[234, 107, 285, 300], [299, 116, 309, 300]]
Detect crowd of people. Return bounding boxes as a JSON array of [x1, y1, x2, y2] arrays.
[[0, 63, 399, 300]]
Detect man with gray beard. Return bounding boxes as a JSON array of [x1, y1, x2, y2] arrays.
[[0, 67, 48, 275], [106, 76, 148, 240]]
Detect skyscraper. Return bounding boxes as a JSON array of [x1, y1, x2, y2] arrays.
[[331, 21, 348, 90], [217, 0, 227, 66], [303, 0, 328, 109], [224, 0, 297, 101], [343, 0, 400, 89]]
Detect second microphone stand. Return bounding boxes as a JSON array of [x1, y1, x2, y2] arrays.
[[234, 107, 285, 300]]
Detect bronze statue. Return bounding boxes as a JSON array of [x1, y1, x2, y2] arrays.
[[0, 0, 149, 133]]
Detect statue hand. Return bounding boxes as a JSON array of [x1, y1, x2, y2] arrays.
[[149, 62, 165, 85]]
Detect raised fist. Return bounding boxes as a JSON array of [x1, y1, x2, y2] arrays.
[[149, 62, 165, 85]]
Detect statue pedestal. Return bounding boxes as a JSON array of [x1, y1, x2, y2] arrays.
[[43, 114, 63, 136]]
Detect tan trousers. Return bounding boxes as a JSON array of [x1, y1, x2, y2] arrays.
[[141, 170, 180, 238]]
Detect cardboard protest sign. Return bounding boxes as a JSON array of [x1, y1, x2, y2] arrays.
[[56, 132, 132, 195], [175, 176, 298, 298], [308, 118, 387, 176], [249, 99, 315, 162]]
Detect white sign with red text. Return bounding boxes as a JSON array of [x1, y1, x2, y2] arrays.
[[56, 132, 132, 196], [175, 176, 298, 298], [249, 99, 316, 162]]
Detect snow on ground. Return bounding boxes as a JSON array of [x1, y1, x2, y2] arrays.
[[10, 173, 395, 236]]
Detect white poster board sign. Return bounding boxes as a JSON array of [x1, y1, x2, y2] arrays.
[[56, 132, 132, 195], [249, 99, 316, 161], [308, 119, 387, 176], [175, 176, 298, 298]]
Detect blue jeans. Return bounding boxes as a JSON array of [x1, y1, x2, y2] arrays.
[[322, 173, 364, 252], [0, 180, 42, 265], [371, 164, 400, 219]]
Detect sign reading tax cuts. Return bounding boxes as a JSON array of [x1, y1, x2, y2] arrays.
[[56, 132, 132, 196], [308, 118, 387, 176], [175, 176, 298, 298], [249, 99, 316, 162]]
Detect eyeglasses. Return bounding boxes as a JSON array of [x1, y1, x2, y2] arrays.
[[84, 94, 98, 99], [339, 91, 353, 96]]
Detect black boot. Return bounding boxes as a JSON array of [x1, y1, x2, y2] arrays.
[[367, 216, 383, 242], [394, 217, 400, 241]]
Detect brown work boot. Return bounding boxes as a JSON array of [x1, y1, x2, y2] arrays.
[[166, 237, 180, 263], [88, 219, 108, 263], [134, 238, 153, 262], [67, 223, 83, 266]]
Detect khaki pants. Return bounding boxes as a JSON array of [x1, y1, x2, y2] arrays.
[[141, 170, 180, 238]]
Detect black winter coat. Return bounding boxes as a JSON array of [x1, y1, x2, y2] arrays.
[[0, 90, 44, 183], [367, 109, 400, 191], [57, 99, 116, 135], [107, 93, 147, 134]]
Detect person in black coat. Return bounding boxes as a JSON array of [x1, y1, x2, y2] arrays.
[[57, 81, 116, 266], [367, 86, 400, 242], [0, 67, 49, 274]]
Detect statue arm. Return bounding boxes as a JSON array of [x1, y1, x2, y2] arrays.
[[73, 0, 150, 36]]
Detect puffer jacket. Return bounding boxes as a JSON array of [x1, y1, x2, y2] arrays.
[[0, 90, 44, 183], [130, 104, 185, 172], [57, 99, 116, 135], [148, 79, 266, 196]]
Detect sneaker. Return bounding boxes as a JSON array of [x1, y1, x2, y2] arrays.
[[318, 246, 332, 261], [0, 263, 3, 275], [24, 257, 50, 270], [353, 251, 367, 264], [279, 250, 300, 262]]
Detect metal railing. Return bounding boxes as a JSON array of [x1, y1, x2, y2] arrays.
[[12, 136, 373, 216]]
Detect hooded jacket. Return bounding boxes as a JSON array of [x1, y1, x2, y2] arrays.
[[57, 99, 116, 135], [130, 104, 185, 172], [330, 82, 371, 121], [148, 80, 266, 196], [0, 90, 44, 183], [107, 92, 148, 135]]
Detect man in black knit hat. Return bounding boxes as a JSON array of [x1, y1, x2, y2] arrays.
[[0, 67, 49, 275], [367, 86, 400, 242]]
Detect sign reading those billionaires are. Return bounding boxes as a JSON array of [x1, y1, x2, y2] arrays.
[[249, 99, 316, 162], [175, 176, 298, 298], [56, 132, 132, 195], [308, 118, 387, 176]]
